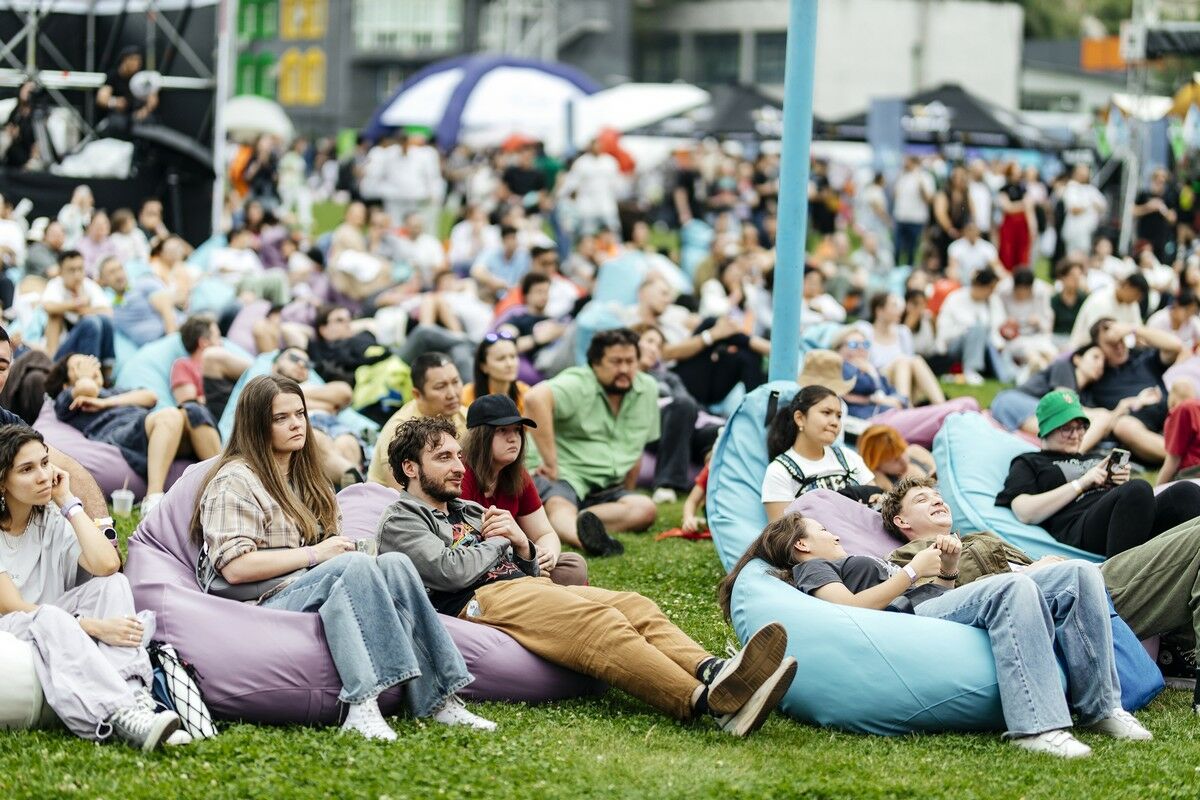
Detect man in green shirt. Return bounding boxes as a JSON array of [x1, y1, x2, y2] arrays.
[[525, 328, 660, 556]]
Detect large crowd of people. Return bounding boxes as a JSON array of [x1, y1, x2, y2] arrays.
[[2, 127, 1200, 759]]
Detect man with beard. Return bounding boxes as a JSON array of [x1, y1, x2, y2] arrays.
[[376, 416, 796, 737], [524, 328, 659, 556]]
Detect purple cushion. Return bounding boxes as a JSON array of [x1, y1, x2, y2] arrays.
[[1165, 356, 1200, 395], [125, 461, 602, 724], [35, 401, 191, 501], [789, 489, 899, 559], [225, 299, 273, 356], [870, 397, 981, 448]]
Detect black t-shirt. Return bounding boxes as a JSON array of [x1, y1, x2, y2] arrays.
[[674, 169, 705, 220], [1050, 291, 1087, 335], [995, 450, 1108, 544], [105, 69, 138, 110], [1080, 347, 1168, 430], [1135, 189, 1178, 255], [1002, 182, 1025, 204], [791, 555, 945, 613], [430, 505, 533, 616], [809, 175, 837, 235], [502, 166, 546, 199]]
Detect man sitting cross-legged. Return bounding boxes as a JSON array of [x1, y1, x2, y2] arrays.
[[883, 476, 1200, 715], [376, 416, 797, 736]]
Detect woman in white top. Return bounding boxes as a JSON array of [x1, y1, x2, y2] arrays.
[[0, 425, 184, 751], [699, 257, 771, 337], [857, 293, 946, 405], [761, 385, 877, 522]]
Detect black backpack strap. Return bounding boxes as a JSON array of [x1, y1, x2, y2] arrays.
[[774, 452, 816, 498], [765, 389, 780, 428]]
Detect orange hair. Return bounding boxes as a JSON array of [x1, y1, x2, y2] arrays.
[[857, 425, 908, 471]]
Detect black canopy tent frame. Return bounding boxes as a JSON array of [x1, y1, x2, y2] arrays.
[[826, 83, 1062, 151], [625, 83, 825, 142]]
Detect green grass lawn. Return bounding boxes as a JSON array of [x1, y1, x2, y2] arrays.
[[2, 502, 1198, 800]]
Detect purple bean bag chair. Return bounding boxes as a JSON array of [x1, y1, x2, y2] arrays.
[[869, 396, 981, 448], [789, 489, 898, 556], [1165, 355, 1200, 395], [34, 400, 191, 501], [225, 299, 273, 356], [124, 462, 602, 725]]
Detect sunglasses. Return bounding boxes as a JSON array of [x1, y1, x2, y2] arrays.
[[285, 352, 310, 369], [843, 340, 870, 350], [483, 332, 515, 344]]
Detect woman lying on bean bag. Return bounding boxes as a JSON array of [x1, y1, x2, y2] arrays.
[[191, 374, 493, 741], [47, 353, 215, 514], [0, 426, 183, 751], [719, 512, 1152, 759]]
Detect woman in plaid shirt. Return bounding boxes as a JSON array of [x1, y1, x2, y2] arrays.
[[189, 375, 493, 740]]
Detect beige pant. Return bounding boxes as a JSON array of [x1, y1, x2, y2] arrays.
[[468, 577, 709, 719]]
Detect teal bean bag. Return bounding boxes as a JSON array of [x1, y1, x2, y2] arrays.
[[707, 381, 1009, 733], [113, 334, 253, 411], [217, 351, 379, 442], [932, 412, 1098, 561]]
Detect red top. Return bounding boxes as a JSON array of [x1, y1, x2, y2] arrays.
[[1164, 399, 1200, 472], [169, 356, 205, 403], [460, 465, 543, 518], [694, 464, 710, 491]]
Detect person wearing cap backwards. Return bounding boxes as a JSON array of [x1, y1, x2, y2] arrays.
[[996, 389, 1200, 558], [457, 394, 588, 586]]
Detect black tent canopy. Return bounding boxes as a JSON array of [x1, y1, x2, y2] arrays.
[[828, 83, 1054, 149], [629, 84, 820, 140]]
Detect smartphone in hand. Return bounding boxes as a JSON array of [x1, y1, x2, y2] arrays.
[[1107, 448, 1131, 481]]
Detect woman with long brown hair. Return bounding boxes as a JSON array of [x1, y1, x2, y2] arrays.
[[459, 394, 587, 586], [190, 375, 493, 740]]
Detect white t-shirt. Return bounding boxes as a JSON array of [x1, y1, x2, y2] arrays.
[[947, 237, 998, 283], [41, 276, 112, 324], [0, 504, 83, 605], [969, 180, 994, 230], [892, 170, 935, 224], [761, 446, 875, 503]]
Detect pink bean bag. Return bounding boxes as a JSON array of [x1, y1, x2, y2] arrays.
[[225, 299, 273, 356], [34, 401, 191, 501], [124, 463, 603, 725], [869, 397, 982, 448]]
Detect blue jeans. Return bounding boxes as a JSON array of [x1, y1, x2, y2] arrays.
[[894, 221, 924, 267], [990, 389, 1039, 431], [914, 560, 1120, 736], [262, 552, 471, 713], [56, 314, 115, 363]]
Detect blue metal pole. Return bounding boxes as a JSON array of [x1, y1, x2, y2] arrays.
[[767, 0, 820, 382]]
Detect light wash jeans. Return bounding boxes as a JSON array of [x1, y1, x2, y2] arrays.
[[943, 324, 1014, 382], [914, 560, 1120, 736], [262, 552, 471, 715]]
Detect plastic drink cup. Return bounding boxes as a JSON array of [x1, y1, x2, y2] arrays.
[[355, 538, 378, 557], [111, 489, 135, 516]]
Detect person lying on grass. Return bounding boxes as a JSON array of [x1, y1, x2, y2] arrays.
[[377, 415, 796, 737], [886, 475, 1200, 716], [0, 425, 185, 751], [191, 374, 493, 741], [719, 512, 1152, 759]]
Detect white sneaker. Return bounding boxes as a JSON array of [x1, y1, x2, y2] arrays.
[[651, 487, 678, 504], [341, 698, 397, 741], [1010, 729, 1092, 759], [431, 695, 496, 731], [963, 370, 986, 386], [1086, 708, 1153, 740], [108, 701, 181, 752], [140, 493, 165, 516]]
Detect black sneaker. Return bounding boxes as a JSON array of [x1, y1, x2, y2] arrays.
[[1157, 638, 1196, 691], [576, 510, 624, 557], [706, 622, 788, 716]]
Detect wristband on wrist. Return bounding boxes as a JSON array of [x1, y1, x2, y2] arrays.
[[305, 546, 317, 568], [902, 564, 918, 585], [938, 572, 960, 582], [1071, 479, 1083, 494], [701, 330, 714, 347], [60, 498, 83, 519]]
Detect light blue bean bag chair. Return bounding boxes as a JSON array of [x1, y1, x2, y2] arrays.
[[217, 351, 379, 442], [113, 334, 253, 411], [707, 383, 1159, 735], [932, 412, 1096, 561]]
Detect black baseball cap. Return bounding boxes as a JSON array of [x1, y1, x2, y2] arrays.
[[466, 394, 537, 429]]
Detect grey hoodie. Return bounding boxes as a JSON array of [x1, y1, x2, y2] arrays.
[[377, 490, 539, 615]]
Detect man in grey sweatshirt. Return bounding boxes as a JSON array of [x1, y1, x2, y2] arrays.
[[375, 416, 797, 736]]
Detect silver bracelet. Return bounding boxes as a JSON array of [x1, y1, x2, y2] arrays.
[[701, 330, 714, 347]]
